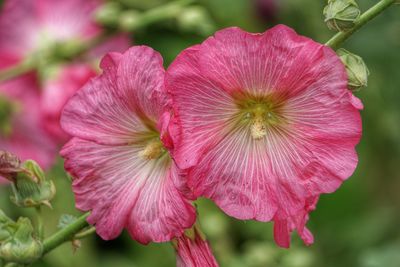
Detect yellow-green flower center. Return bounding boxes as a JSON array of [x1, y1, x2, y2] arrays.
[[139, 138, 166, 160], [234, 93, 287, 140]]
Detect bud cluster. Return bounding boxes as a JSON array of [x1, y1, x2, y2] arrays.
[[0, 213, 43, 264]]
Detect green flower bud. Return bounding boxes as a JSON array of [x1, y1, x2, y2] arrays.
[[323, 0, 361, 31], [0, 210, 14, 242], [0, 151, 22, 181], [10, 160, 56, 208], [0, 218, 43, 264], [177, 6, 216, 36], [118, 10, 141, 32], [95, 2, 122, 27], [337, 48, 369, 91]]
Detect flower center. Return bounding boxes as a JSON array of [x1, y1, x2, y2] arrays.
[[139, 138, 166, 160], [235, 94, 286, 140]]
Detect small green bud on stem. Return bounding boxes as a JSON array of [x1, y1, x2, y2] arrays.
[[324, 0, 361, 31], [337, 48, 370, 91], [10, 160, 56, 208]]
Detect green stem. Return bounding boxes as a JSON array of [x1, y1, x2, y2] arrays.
[[35, 207, 44, 240], [42, 212, 90, 255], [0, 60, 35, 82], [127, 0, 195, 30], [326, 0, 396, 49]]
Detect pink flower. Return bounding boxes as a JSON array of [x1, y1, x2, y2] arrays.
[[0, 0, 101, 67], [173, 226, 219, 267], [166, 25, 362, 247], [60, 47, 196, 244], [0, 0, 131, 144], [0, 74, 57, 170], [39, 35, 131, 143]]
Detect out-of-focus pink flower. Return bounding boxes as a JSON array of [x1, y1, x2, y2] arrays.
[[40, 64, 97, 143], [60, 47, 196, 244], [0, 0, 101, 67], [0, 74, 57, 170], [166, 25, 362, 247], [40, 33, 131, 143], [173, 225, 219, 267]]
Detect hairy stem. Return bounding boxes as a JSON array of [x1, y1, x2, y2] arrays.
[[35, 207, 44, 240], [326, 0, 396, 49], [42, 212, 90, 255]]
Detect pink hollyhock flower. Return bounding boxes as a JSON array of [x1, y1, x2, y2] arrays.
[[60, 46, 196, 243], [0, 0, 101, 67], [166, 25, 362, 247], [173, 225, 219, 267], [0, 74, 57, 170]]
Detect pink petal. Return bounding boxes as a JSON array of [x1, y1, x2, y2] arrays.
[[167, 25, 362, 247], [174, 227, 219, 267], [166, 46, 239, 170], [87, 34, 131, 59], [36, 0, 101, 41], [0, 0, 39, 64], [61, 47, 166, 145], [61, 138, 196, 243], [273, 196, 318, 248]]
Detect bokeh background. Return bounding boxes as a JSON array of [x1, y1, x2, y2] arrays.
[[0, 0, 399, 266]]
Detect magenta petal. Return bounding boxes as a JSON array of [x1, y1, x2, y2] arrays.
[[166, 45, 238, 169], [175, 228, 219, 267], [0, 0, 39, 64], [36, 0, 101, 41], [62, 138, 196, 242], [61, 47, 167, 145]]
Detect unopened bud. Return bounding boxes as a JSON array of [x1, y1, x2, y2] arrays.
[[323, 0, 361, 31], [177, 6, 216, 36], [119, 10, 141, 32], [173, 223, 218, 267], [0, 218, 43, 264], [0, 151, 22, 181], [10, 160, 56, 208], [95, 2, 122, 27], [337, 49, 369, 91], [0, 210, 14, 242]]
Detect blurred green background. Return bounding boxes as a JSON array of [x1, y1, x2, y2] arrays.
[[1, 0, 399, 266]]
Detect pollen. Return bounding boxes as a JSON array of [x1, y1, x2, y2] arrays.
[[250, 116, 267, 139], [139, 139, 165, 160]]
